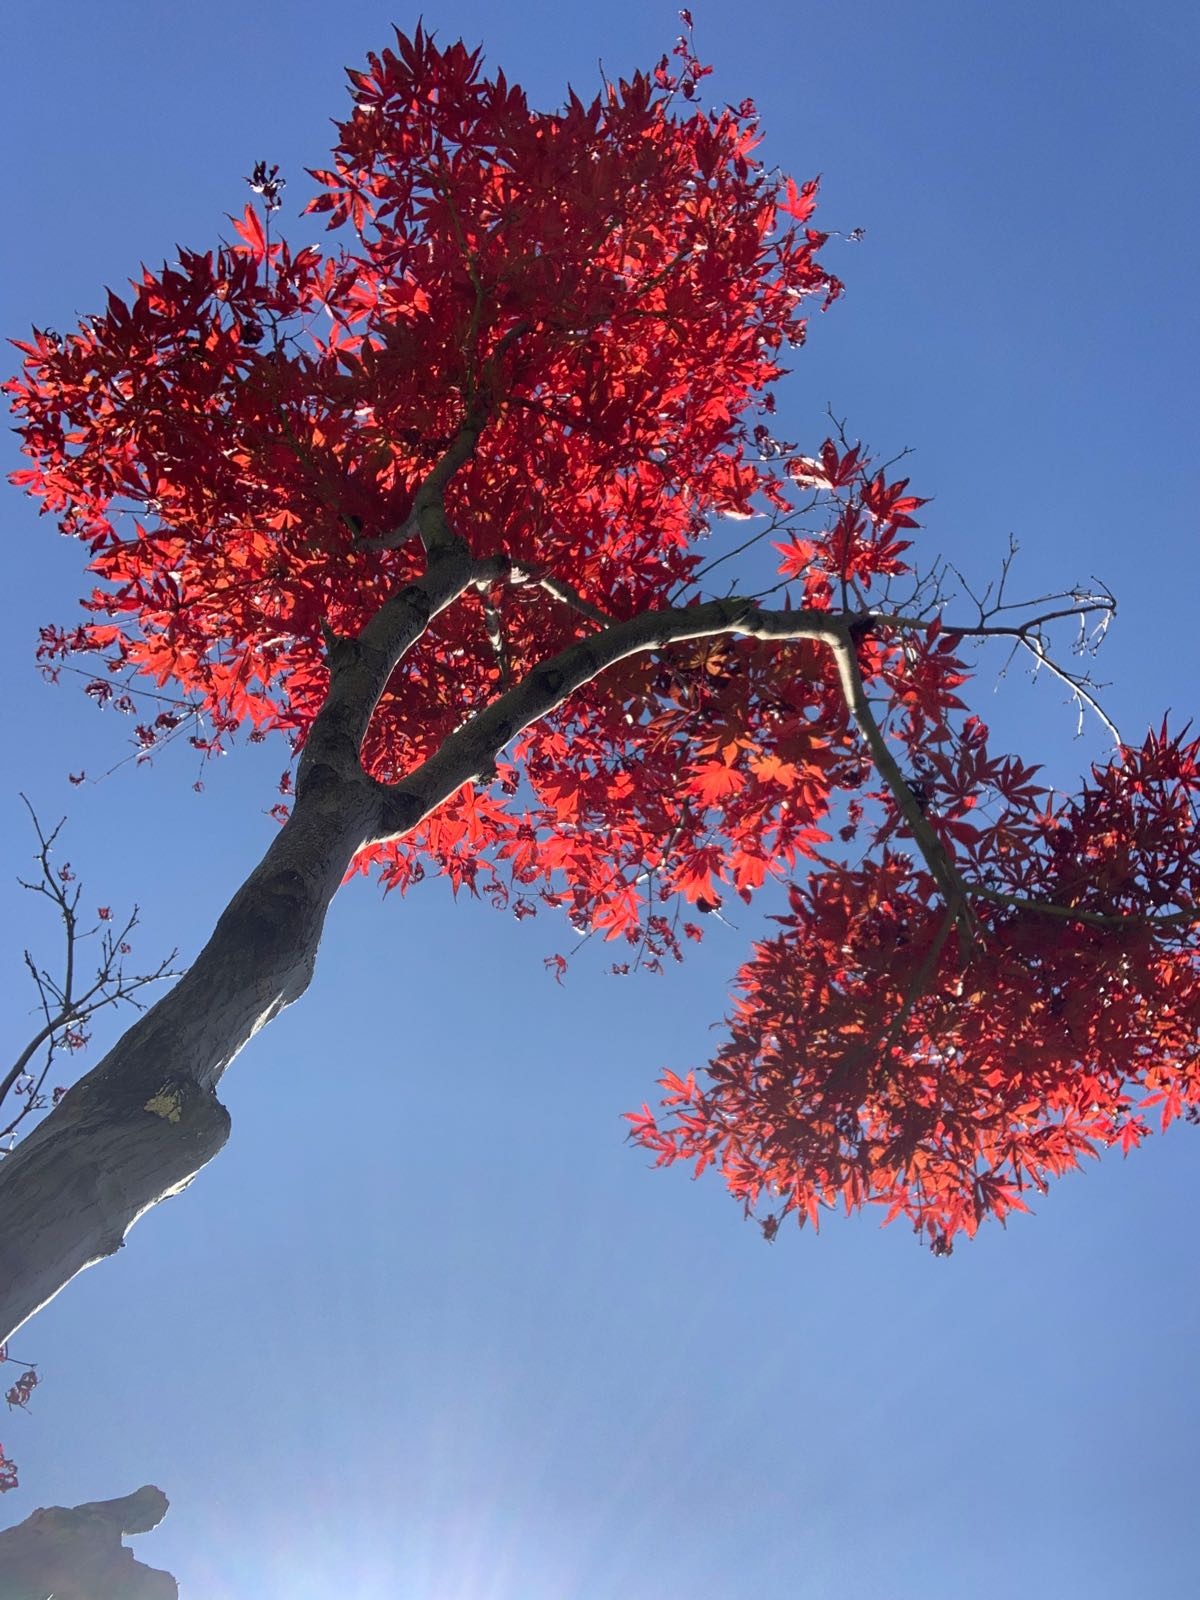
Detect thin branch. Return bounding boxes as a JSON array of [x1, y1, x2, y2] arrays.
[[962, 880, 1197, 931], [479, 590, 510, 686], [507, 563, 617, 627], [822, 632, 964, 909], [865, 590, 1121, 741], [2, 805, 182, 1150]]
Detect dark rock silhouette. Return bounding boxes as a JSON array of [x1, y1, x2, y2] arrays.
[[0, 1484, 176, 1599]]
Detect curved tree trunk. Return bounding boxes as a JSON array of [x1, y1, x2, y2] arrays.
[[0, 534, 480, 1344], [0, 765, 379, 1342]]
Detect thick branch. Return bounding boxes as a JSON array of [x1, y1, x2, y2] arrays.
[[407, 417, 486, 557], [368, 602, 964, 908], [371, 598, 845, 839], [358, 420, 483, 553], [305, 539, 504, 776]]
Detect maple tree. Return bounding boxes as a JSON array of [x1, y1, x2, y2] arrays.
[[1, 15, 1197, 1393]]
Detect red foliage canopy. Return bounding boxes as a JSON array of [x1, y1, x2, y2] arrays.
[[8, 22, 1198, 1250]]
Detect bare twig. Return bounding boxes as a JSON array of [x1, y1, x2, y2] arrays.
[[2, 801, 181, 1153]]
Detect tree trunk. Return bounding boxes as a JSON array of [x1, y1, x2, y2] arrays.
[[0, 766, 379, 1343], [0, 541, 473, 1344]]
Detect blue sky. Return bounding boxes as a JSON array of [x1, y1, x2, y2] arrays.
[[2, 3, 1198, 1596]]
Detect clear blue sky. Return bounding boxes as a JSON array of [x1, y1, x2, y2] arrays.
[[3, 3, 1198, 1596]]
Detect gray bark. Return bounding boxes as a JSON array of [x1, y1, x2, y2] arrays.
[[0, 766, 380, 1341], [0, 545, 480, 1343]]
